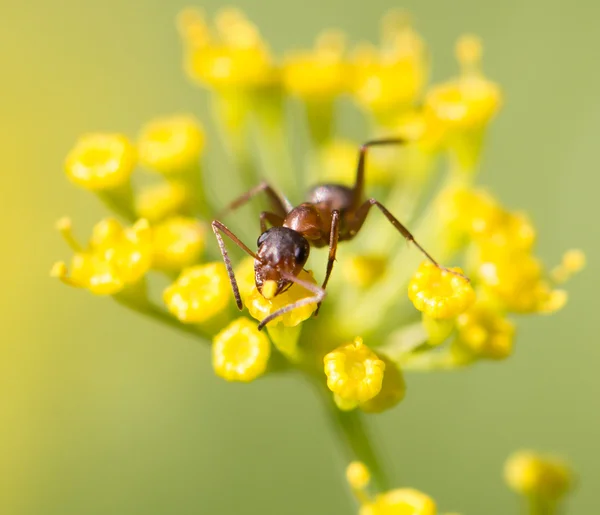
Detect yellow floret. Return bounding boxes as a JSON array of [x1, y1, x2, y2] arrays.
[[246, 270, 318, 328], [152, 217, 205, 270], [408, 262, 475, 319], [52, 218, 152, 295], [455, 303, 515, 360], [135, 181, 191, 222], [324, 337, 385, 404], [212, 317, 271, 382], [425, 35, 501, 130], [360, 354, 406, 413], [65, 133, 136, 191], [178, 8, 276, 90], [282, 30, 349, 100], [551, 249, 586, 284], [163, 262, 230, 323], [360, 488, 437, 515], [346, 461, 371, 490], [504, 450, 573, 500], [138, 115, 205, 174], [477, 252, 566, 314], [351, 19, 426, 115]]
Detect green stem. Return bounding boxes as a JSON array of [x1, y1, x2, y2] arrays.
[[309, 375, 390, 493], [113, 293, 212, 343], [97, 181, 137, 222], [528, 495, 558, 515]]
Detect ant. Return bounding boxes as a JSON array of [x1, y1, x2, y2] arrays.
[[212, 138, 467, 330]]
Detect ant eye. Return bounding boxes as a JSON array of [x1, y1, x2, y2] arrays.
[[257, 231, 268, 247], [294, 245, 308, 263]]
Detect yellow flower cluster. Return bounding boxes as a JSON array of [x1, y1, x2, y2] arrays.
[[441, 187, 580, 314], [504, 450, 573, 501], [65, 133, 136, 191], [408, 262, 475, 319], [245, 269, 319, 328], [212, 317, 271, 381], [324, 338, 386, 407], [52, 218, 151, 295], [163, 263, 230, 323], [53, 10, 584, 515], [177, 8, 276, 91]]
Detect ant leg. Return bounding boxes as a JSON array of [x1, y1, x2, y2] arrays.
[[351, 138, 407, 209], [212, 220, 259, 310], [351, 199, 469, 281], [259, 211, 284, 233], [315, 210, 340, 315], [258, 272, 326, 331], [218, 181, 292, 219]]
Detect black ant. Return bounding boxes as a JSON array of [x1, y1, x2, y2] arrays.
[[212, 138, 467, 330]]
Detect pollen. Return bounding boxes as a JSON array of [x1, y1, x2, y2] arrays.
[[455, 303, 515, 360], [360, 488, 437, 515], [163, 262, 231, 323], [246, 269, 318, 328], [135, 181, 191, 222], [151, 217, 205, 271], [504, 450, 573, 500], [65, 133, 136, 191], [212, 317, 271, 382], [408, 262, 475, 319], [324, 337, 385, 404], [53, 218, 152, 295], [138, 115, 205, 174], [282, 30, 349, 100]]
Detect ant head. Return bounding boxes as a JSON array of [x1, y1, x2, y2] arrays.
[[254, 227, 310, 299]]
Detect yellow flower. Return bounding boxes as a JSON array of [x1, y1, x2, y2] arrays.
[[177, 8, 276, 90], [342, 253, 389, 289], [455, 303, 515, 360], [504, 450, 573, 500], [360, 488, 437, 515], [234, 257, 258, 302], [138, 115, 205, 174], [52, 218, 151, 295], [551, 249, 586, 284], [352, 15, 426, 115], [135, 181, 191, 222], [324, 337, 385, 404], [438, 187, 503, 240], [408, 262, 475, 319], [163, 263, 230, 323], [246, 269, 318, 328], [477, 252, 567, 314], [212, 317, 271, 381], [151, 217, 205, 270], [425, 35, 501, 131], [360, 354, 406, 413], [282, 30, 349, 100], [65, 133, 136, 191], [346, 461, 371, 490]]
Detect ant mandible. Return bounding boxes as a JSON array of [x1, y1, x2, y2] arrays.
[[212, 138, 467, 331]]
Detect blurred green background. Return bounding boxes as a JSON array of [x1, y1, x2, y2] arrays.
[[1, 0, 598, 513]]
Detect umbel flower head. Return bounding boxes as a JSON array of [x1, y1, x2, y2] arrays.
[[52, 7, 584, 515]]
